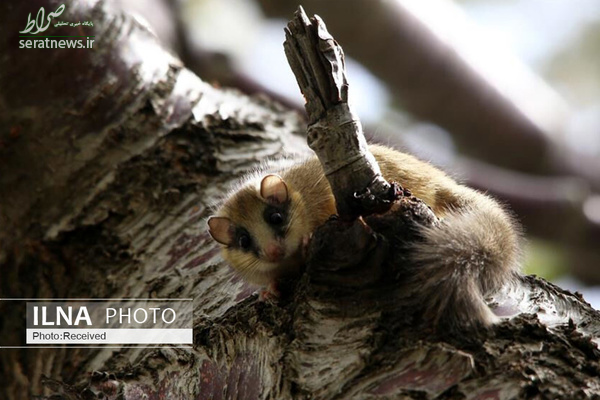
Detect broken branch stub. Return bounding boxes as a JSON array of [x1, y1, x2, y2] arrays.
[[284, 6, 399, 218]]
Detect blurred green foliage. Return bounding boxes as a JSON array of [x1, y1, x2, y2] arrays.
[[523, 238, 569, 281]]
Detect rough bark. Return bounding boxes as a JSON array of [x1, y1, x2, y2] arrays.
[[0, 0, 305, 397], [1, 2, 600, 400]]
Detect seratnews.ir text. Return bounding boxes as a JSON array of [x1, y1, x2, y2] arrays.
[[19, 37, 95, 49]]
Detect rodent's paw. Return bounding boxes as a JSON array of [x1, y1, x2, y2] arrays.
[[258, 282, 281, 302], [301, 233, 312, 259]]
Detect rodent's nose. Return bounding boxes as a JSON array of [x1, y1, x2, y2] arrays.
[[265, 242, 285, 262]]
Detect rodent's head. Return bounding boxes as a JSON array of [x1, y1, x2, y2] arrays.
[[207, 174, 309, 281]]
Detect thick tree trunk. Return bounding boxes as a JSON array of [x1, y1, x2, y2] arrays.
[[0, 1, 305, 397], [1, 1, 599, 400]]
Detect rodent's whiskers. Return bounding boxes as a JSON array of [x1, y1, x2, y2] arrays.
[[284, 202, 301, 236], [238, 256, 261, 274]]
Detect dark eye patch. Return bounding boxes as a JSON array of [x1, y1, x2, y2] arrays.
[[234, 227, 257, 255], [263, 203, 288, 237]]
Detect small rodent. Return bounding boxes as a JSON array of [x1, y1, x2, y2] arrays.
[[208, 144, 521, 328]]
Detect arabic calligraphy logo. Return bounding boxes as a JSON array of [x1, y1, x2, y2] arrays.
[[20, 4, 65, 35]]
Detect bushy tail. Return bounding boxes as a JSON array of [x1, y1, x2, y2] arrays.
[[408, 191, 521, 331]]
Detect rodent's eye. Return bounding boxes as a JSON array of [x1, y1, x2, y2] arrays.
[[269, 212, 283, 225], [238, 234, 251, 249]]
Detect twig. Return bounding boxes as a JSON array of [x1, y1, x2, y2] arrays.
[[283, 6, 399, 218]]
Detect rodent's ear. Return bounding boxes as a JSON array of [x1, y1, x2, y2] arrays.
[[260, 174, 289, 204], [207, 217, 234, 246]]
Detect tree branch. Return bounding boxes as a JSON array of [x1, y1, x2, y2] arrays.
[[284, 6, 399, 218]]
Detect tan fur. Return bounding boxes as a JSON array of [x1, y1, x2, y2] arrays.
[[210, 145, 521, 329]]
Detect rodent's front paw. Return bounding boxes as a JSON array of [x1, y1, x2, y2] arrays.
[[258, 282, 280, 302], [301, 233, 312, 259]]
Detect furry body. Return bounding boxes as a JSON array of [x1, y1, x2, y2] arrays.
[[208, 145, 521, 328]]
